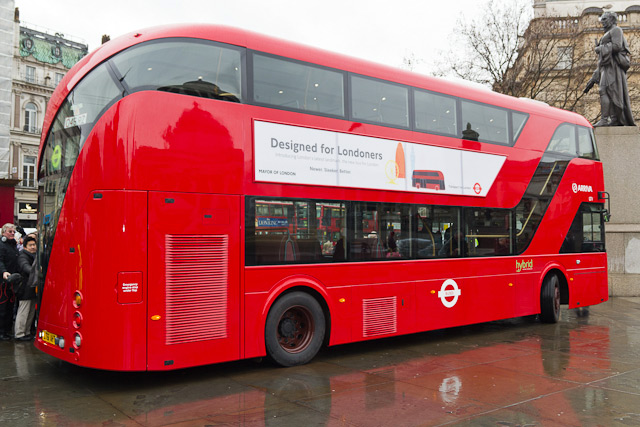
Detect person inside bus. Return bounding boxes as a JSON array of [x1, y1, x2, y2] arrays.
[[462, 122, 479, 141], [322, 239, 334, 256], [386, 231, 400, 258], [333, 235, 345, 261], [387, 231, 397, 251], [495, 237, 510, 255], [439, 229, 467, 257]]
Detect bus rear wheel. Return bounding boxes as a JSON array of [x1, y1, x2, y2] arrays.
[[540, 274, 561, 323], [265, 292, 325, 367]]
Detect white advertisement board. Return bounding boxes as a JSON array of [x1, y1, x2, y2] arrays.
[[254, 121, 506, 197]]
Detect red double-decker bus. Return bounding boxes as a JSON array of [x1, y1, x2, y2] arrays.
[[35, 25, 608, 371]]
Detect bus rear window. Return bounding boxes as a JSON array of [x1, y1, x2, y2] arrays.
[[111, 40, 243, 102], [41, 62, 122, 177]]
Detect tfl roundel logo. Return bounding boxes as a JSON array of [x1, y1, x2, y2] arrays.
[[438, 279, 461, 308]]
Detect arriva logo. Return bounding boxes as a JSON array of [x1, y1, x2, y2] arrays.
[[516, 259, 533, 273], [572, 183, 593, 193]]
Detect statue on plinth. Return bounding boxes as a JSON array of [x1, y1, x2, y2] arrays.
[[584, 12, 635, 127]]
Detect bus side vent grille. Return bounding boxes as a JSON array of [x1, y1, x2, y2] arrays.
[[362, 296, 397, 337], [165, 235, 228, 345]]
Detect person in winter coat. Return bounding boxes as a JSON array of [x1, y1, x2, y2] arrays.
[[15, 236, 37, 341], [0, 223, 20, 340]]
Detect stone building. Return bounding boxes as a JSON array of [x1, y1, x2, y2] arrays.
[[506, 0, 640, 124], [0, 1, 18, 225], [8, 7, 87, 228]]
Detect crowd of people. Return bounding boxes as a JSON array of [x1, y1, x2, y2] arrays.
[[0, 223, 38, 342]]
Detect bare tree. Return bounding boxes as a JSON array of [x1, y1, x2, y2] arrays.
[[499, 16, 596, 112], [433, 0, 531, 87], [432, 0, 599, 119]]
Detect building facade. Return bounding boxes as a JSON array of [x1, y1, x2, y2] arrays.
[[506, 1, 640, 125], [534, 0, 640, 18], [9, 8, 87, 228], [0, 1, 18, 226]]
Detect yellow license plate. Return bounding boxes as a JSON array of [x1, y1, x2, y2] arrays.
[[42, 330, 57, 346]]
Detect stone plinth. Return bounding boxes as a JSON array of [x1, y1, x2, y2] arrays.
[[596, 126, 640, 296]]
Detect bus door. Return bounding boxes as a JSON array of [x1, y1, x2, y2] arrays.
[[463, 208, 518, 321], [147, 192, 240, 370]]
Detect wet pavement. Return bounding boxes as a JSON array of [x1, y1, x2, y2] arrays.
[[2, 298, 640, 426]]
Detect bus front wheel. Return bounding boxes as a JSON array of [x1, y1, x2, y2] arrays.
[[265, 292, 325, 367], [540, 274, 561, 323]]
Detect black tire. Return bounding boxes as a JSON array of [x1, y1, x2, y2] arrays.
[[265, 292, 326, 367], [540, 274, 561, 323]]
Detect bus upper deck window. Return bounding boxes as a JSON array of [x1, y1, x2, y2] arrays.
[[252, 54, 345, 117], [350, 76, 409, 128], [414, 90, 457, 136], [460, 101, 509, 145], [111, 40, 243, 102], [512, 112, 528, 142], [547, 124, 578, 157], [577, 125, 599, 160]]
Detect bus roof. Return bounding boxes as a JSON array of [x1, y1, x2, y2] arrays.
[[41, 24, 591, 151]]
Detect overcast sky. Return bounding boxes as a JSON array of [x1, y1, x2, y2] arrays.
[[14, 0, 523, 76]]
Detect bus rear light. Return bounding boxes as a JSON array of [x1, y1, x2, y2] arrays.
[[73, 291, 82, 308], [74, 333, 82, 348], [73, 312, 82, 329], [56, 337, 65, 349]]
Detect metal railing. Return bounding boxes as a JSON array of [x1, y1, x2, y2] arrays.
[[16, 72, 63, 89], [17, 178, 37, 189], [22, 125, 41, 134]]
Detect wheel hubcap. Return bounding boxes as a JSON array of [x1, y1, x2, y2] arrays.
[[277, 306, 314, 354]]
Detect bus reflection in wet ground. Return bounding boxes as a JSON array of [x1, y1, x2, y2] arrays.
[[2, 298, 640, 426]]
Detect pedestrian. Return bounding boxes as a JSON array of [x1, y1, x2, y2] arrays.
[[14, 235, 37, 341], [0, 223, 20, 340], [15, 231, 23, 251]]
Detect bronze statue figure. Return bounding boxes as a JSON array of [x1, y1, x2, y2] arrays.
[[584, 11, 635, 126]]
